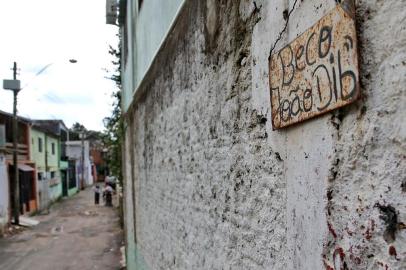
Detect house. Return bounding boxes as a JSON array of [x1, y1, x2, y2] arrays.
[[90, 146, 107, 183], [87, 132, 108, 183], [30, 124, 61, 209], [117, 0, 405, 269], [0, 110, 37, 226], [30, 120, 72, 209], [65, 140, 93, 189]]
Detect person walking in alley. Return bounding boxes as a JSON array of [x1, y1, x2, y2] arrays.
[[93, 185, 101, 205], [103, 184, 113, 207]]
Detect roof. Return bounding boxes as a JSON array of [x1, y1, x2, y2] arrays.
[[31, 119, 68, 137], [18, 164, 35, 172], [65, 140, 88, 146], [32, 119, 68, 131], [0, 109, 32, 124], [0, 110, 68, 138]]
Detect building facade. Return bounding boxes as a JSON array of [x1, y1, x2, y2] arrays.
[[0, 111, 37, 227], [31, 120, 74, 200], [65, 140, 93, 189], [87, 132, 108, 183], [119, 1, 405, 269], [30, 127, 62, 209]]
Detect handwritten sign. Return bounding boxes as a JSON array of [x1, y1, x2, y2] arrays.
[[269, 1, 359, 129]]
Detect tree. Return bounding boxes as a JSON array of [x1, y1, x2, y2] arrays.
[[103, 35, 124, 227], [69, 122, 86, 140], [103, 39, 123, 184]]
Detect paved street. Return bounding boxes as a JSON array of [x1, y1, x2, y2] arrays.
[[0, 187, 123, 270]]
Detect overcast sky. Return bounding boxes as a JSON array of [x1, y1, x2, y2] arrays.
[[0, 0, 119, 131]]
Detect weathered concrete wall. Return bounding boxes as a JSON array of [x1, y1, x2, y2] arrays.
[[321, 1, 406, 268], [122, 0, 405, 269], [123, 121, 137, 270]]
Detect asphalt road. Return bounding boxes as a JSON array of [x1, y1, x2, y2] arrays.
[[0, 187, 123, 270]]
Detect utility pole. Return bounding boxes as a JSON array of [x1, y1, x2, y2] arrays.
[[12, 62, 20, 225], [3, 62, 21, 224]]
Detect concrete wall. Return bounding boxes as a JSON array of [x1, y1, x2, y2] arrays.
[[37, 179, 50, 210], [121, 0, 185, 111], [0, 153, 9, 235], [122, 0, 405, 269], [123, 124, 137, 270], [38, 174, 62, 207], [49, 176, 62, 201]]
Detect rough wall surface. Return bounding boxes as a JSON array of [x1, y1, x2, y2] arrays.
[[323, 0, 406, 268], [123, 0, 405, 269]]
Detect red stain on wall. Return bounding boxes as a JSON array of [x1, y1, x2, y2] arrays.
[[328, 222, 338, 238]]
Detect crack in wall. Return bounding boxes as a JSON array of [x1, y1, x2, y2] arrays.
[[268, 0, 300, 59]]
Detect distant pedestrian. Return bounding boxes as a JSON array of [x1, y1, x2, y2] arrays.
[[104, 184, 113, 207], [105, 174, 117, 190], [93, 185, 101, 205]]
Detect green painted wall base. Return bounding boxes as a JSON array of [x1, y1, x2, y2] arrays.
[[126, 243, 148, 270], [68, 187, 78, 197]]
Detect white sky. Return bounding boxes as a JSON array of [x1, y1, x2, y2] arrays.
[[0, 0, 119, 131]]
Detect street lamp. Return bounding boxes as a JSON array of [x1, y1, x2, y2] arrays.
[[2, 62, 21, 225]]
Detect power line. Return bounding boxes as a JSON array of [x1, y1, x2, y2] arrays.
[[20, 63, 55, 90]]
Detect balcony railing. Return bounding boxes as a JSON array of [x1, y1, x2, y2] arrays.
[[4, 142, 29, 161]]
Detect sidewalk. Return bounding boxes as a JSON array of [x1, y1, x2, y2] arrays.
[[0, 187, 123, 270]]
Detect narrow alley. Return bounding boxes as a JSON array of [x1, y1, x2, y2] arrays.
[[0, 188, 123, 270], [0, 0, 405, 269]]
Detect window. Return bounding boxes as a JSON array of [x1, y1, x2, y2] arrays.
[[51, 143, 55, 155], [37, 172, 43, 181], [50, 171, 56, 179], [38, 138, 43, 152]]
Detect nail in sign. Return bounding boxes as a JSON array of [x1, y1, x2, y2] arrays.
[[269, 1, 359, 129]]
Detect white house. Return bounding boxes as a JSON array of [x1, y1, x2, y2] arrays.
[[65, 141, 93, 188]]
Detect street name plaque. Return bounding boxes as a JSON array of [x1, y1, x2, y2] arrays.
[[269, 0, 359, 129]]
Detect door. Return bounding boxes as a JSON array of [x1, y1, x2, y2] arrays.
[[61, 170, 68, 197], [18, 169, 35, 213], [68, 160, 76, 189], [19, 170, 30, 213]]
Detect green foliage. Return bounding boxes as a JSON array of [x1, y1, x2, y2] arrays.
[[69, 122, 103, 142], [102, 39, 123, 184], [69, 122, 86, 140]]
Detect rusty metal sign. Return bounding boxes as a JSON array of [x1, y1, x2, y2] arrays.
[[269, 0, 359, 129]]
